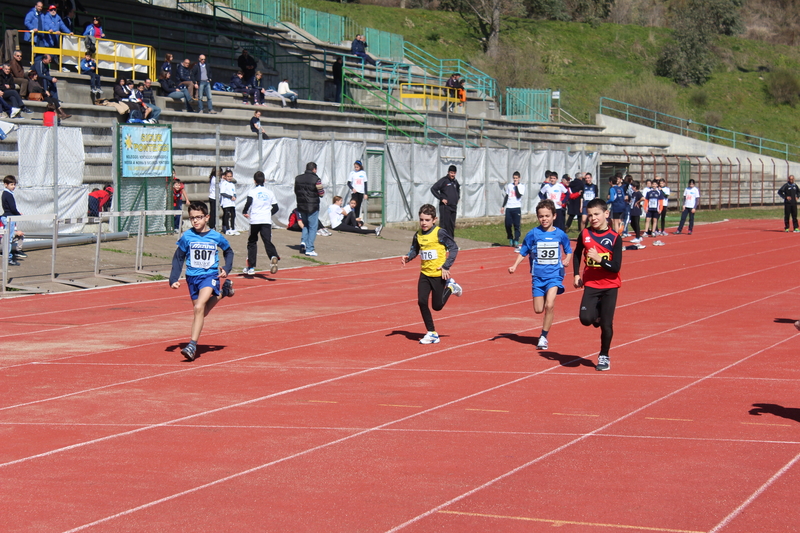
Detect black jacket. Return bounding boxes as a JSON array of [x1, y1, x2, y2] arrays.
[[175, 64, 193, 83], [159, 76, 178, 95], [0, 71, 15, 92], [294, 171, 324, 213], [430, 176, 460, 207], [778, 182, 800, 205], [190, 62, 213, 84]]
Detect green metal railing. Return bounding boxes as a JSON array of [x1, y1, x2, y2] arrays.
[[403, 41, 497, 100], [505, 88, 551, 122], [599, 97, 800, 162], [340, 66, 478, 147]]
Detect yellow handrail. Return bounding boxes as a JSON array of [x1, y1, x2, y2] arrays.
[[25, 30, 156, 80], [399, 83, 459, 103]]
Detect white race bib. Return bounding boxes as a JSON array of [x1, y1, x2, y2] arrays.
[[420, 249, 438, 261], [583, 190, 595, 201], [189, 242, 216, 269], [648, 197, 659, 209], [536, 241, 559, 265]]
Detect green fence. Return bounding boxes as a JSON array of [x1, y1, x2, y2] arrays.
[[599, 97, 800, 162], [403, 41, 496, 100], [505, 88, 551, 122]]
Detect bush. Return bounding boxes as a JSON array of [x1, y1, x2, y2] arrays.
[[608, 74, 683, 127], [766, 69, 800, 106], [689, 88, 708, 107]]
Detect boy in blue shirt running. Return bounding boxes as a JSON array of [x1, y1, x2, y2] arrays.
[[508, 199, 573, 350], [169, 201, 235, 361]]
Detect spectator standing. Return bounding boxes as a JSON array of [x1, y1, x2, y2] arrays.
[[332, 56, 343, 103], [237, 50, 257, 86], [171, 179, 188, 233], [676, 179, 700, 235], [347, 160, 368, 219], [565, 172, 584, 232], [294, 161, 324, 257], [175, 58, 196, 101], [445, 73, 465, 112], [23, 1, 46, 58], [190, 54, 216, 114], [2, 175, 22, 266], [430, 165, 460, 238], [351, 34, 376, 66], [249, 110, 268, 139], [82, 15, 104, 39], [277, 78, 298, 108], [242, 171, 280, 275], [580, 172, 598, 231], [657, 178, 671, 235], [778, 175, 800, 232], [138, 79, 161, 123], [161, 53, 174, 76], [159, 70, 194, 113], [79, 52, 101, 96], [62, 8, 75, 33], [10, 51, 29, 98], [42, 4, 72, 51], [207, 168, 219, 229], [501, 171, 524, 248], [608, 174, 626, 235]]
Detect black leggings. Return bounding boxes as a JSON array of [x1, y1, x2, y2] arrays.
[[333, 211, 373, 234], [630, 216, 641, 239], [208, 198, 216, 229], [247, 223, 279, 268], [351, 192, 365, 219], [784, 203, 798, 230], [504, 207, 521, 241], [418, 273, 452, 332], [222, 206, 236, 232], [659, 207, 668, 231], [579, 286, 618, 356]]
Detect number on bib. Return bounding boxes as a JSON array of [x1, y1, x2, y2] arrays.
[[536, 241, 559, 265], [420, 249, 438, 261], [648, 197, 659, 209], [584, 190, 595, 201], [586, 252, 610, 268], [189, 244, 216, 269]]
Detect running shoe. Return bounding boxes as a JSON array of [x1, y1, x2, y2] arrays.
[[687, 231, 692, 235], [300, 242, 306, 253], [653, 240, 665, 246], [221, 278, 234, 297], [305, 250, 318, 257], [634, 244, 646, 250], [795, 320, 800, 332], [785, 229, 790, 233], [419, 331, 440, 344], [181, 342, 197, 362], [795, 229, 800, 233], [673, 231, 682, 235], [8, 259, 20, 266], [596, 354, 610, 371], [13, 251, 27, 258], [375, 225, 383, 236], [537, 335, 548, 350], [243, 267, 255, 275], [446, 278, 463, 297], [631, 238, 641, 244], [270, 256, 279, 274]]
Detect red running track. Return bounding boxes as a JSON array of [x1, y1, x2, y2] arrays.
[[1, 219, 799, 532]]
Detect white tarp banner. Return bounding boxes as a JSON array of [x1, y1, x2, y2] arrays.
[[13, 186, 90, 234]]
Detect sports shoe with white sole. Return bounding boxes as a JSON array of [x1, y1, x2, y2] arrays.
[[270, 256, 279, 274], [537, 335, 548, 350], [243, 267, 255, 275], [181, 342, 197, 361], [221, 278, 234, 297], [446, 278, 463, 297], [596, 354, 610, 371], [419, 331, 440, 344], [375, 225, 382, 236], [305, 250, 318, 257]]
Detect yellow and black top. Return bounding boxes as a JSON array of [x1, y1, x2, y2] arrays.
[[406, 225, 459, 277]]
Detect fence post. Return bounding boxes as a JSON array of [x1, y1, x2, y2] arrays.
[[215, 125, 221, 229], [53, 120, 59, 220], [94, 215, 103, 276], [50, 215, 59, 283]]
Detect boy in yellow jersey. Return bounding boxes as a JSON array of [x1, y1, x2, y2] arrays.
[[401, 204, 462, 344]]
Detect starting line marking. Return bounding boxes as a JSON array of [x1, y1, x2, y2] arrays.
[[646, 417, 693, 422], [740, 421, 792, 427], [437, 510, 704, 533], [465, 408, 509, 413]]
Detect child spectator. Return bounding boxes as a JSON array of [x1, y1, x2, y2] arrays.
[[580, 172, 598, 232], [501, 171, 524, 248], [658, 178, 671, 235], [347, 160, 368, 219], [172, 179, 188, 233], [42, 102, 58, 126], [250, 110, 268, 139], [220, 169, 239, 236], [80, 52, 101, 96], [161, 53, 174, 76], [2, 175, 23, 266], [327, 196, 381, 235], [644, 183, 664, 237], [169, 201, 234, 361], [629, 181, 645, 245], [573, 198, 623, 371], [87, 185, 113, 216], [508, 199, 572, 350], [608, 174, 626, 234], [287, 207, 324, 233], [676, 179, 700, 235], [207, 168, 219, 229], [400, 203, 462, 345], [242, 171, 280, 275]]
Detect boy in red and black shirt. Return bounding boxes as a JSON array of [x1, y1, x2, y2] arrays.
[[573, 198, 623, 371]]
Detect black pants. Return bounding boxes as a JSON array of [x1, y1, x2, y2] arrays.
[[418, 273, 452, 332], [678, 208, 695, 232], [438, 203, 457, 237], [351, 191, 365, 219], [555, 208, 566, 231], [784, 203, 798, 230], [579, 286, 618, 356], [630, 216, 641, 239], [659, 207, 668, 231], [247, 223, 278, 268], [208, 198, 216, 229], [333, 212, 373, 234], [565, 212, 580, 231], [222, 206, 236, 232], [504, 207, 521, 241]]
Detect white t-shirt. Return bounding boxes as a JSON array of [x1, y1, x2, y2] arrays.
[[547, 183, 567, 209], [208, 175, 216, 200], [683, 187, 700, 209], [349, 170, 368, 194], [661, 186, 671, 207], [327, 203, 346, 228], [278, 81, 292, 95], [504, 182, 524, 209], [246, 185, 277, 224], [220, 179, 236, 208]]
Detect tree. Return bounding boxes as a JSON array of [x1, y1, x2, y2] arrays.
[[442, 0, 525, 58]]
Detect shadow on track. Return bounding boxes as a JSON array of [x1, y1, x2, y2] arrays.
[[749, 403, 800, 424]]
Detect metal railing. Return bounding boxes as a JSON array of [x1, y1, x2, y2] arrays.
[[505, 87, 551, 122], [403, 41, 497, 100], [599, 97, 800, 162]]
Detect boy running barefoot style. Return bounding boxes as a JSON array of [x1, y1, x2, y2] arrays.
[[401, 204, 462, 345], [573, 198, 623, 371], [169, 201, 235, 361], [508, 200, 572, 350]]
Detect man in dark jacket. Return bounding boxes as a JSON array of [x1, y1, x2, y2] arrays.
[[190, 54, 216, 114], [294, 162, 324, 257], [237, 50, 257, 86], [33, 54, 59, 102], [350, 34, 376, 66], [778, 174, 800, 232], [430, 165, 460, 237], [175, 58, 196, 101]]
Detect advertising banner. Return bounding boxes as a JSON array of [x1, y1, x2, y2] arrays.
[[120, 125, 172, 178]]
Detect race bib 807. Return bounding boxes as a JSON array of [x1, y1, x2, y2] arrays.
[[189, 242, 216, 270]]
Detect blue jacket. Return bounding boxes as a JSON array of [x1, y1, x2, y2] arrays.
[[229, 74, 247, 91], [41, 13, 71, 48], [23, 7, 44, 43], [351, 39, 367, 55], [80, 58, 96, 74], [83, 24, 104, 37], [175, 63, 193, 83]]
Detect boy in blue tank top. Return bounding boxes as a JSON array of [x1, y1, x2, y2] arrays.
[[508, 199, 573, 350], [169, 201, 235, 361]]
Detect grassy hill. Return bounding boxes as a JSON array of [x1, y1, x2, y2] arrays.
[[296, 0, 800, 146]]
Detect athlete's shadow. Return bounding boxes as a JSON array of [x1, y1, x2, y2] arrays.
[[773, 318, 798, 324], [165, 343, 226, 361], [489, 332, 537, 345], [490, 333, 595, 368], [749, 403, 800, 424], [242, 273, 277, 281]]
